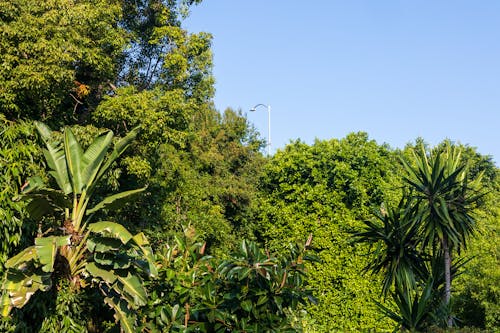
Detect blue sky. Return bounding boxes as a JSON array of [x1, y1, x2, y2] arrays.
[[185, 1, 500, 164]]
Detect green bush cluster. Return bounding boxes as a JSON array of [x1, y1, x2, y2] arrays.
[[139, 227, 315, 332]]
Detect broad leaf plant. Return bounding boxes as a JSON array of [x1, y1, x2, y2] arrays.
[[0, 122, 157, 332]]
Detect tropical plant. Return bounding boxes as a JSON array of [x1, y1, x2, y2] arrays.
[[353, 196, 428, 297], [401, 142, 484, 326], [140, 226, 316, 332], [213, 235, 316, 332], [0, 122, 156, 332], [376, 278, 438, 333]]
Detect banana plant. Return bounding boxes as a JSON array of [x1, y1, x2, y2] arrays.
[[0, 122, 157, 332]]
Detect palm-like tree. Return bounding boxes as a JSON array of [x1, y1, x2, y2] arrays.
[[354, 196, 428, 297], [401, 142, 483, 327]]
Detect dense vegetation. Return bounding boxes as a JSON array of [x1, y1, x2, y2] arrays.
[[0, 0, 498, 332]]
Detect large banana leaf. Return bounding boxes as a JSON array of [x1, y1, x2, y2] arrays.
[[116, 273, 148, 307], [1, 267, 52, 316], [35, 236, 71, 273], [64, 128, 85, 193], [96, 126, 140, 183], [104, 296, 136, 333], [35, 122, 72, 194], [87, 237, 123, 253], [85, 262, 118, 284], [88, 221, 134, 244], [17, 188, 71, 220], [86, 187, 146, 215], [88, 261, 145, 332], [5, 246, 36, 270], [131, 232, 158, 277], [1, 235, 70, 316], [81, 131, 113, 193]]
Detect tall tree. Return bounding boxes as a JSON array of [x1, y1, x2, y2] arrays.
[[256, 133, 400, 331], [401, 142, 484, 327], [0, 0, 126, 124], [0, 0, 208, 126]]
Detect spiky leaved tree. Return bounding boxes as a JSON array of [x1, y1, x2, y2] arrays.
[[402, 143, 483, 327]]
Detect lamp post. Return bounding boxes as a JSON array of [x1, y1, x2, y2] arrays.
[[250, 104, 271, 156]]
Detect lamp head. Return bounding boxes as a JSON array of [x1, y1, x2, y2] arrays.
[[249, 108, 256, 112]]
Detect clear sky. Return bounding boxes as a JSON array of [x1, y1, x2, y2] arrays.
[[185, 1, 500, 164]]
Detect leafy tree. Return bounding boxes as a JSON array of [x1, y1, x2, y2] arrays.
[[0, 0, 126, 123], [452, 151, 499, 330], [0, 0, 208, 126], [256, 133, 400, 331], [157, 108, 265, 248], [401, 143, 484, 327], [1, 124, 156, 332], [0, 116, 46, 268], [96, 105, 265, 253]]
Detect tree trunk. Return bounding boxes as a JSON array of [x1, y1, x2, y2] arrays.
[[443, 236, 452, 327]]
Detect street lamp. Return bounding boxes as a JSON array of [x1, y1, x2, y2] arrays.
[[250, 104, 271, 156]]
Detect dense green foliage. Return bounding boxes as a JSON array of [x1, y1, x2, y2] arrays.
[[0, 116, 45, 266], [139, 227, 315, 332], [0, 0, 124, 123], [255, 134, 401, 331], [0, 0, 498, 331], [453, 155, 500, 331]]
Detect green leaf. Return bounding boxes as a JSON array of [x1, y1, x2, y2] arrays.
[[131, 232, 157, 277], [257, 295, 268, 306], [35, 236, 71, 273], [1, 268, 52, 315], [88, 221, 133, 244], [20, 189, 71, 220], [35, 122, 72, 194], [87, 187, 146, 215], [1, 288, 10, 317], [64, 127, 85, 193], [104, 296, 136, 333], [85, 262, 118, 284], [81, 131, 114, 193], [241, 300, 252, 312], [5, 246, 36, 270], [96, 126, 140, 183], [87, 237, 123, 253], [93, 252, 117, 266], [17, 176, 45, 195], [24, 197, 58, 220], [116, 273, 148, 307]]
